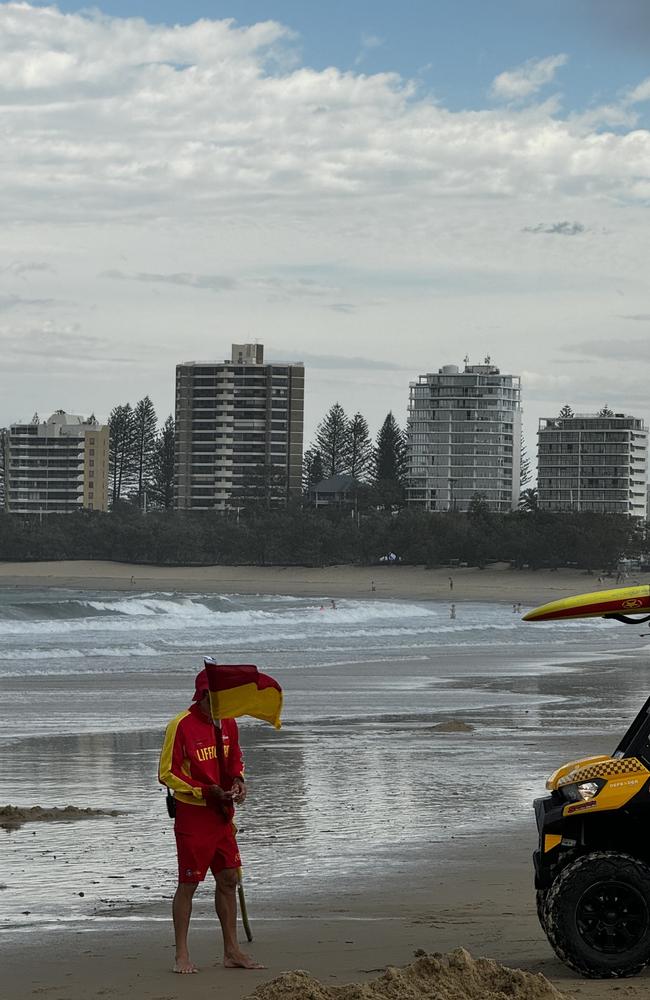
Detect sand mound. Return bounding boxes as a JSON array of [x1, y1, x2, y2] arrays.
[[0, 805, 120, 829], [433, 721, 474, 733], [246, 949, 565, 1000]]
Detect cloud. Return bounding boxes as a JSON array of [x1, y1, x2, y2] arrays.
[[0, 293, 58, 311], [267, 349, 407, 371], [491, 54, 568, 102], [619, 313, 650, 321], [354, 33, 384, 67], [101, 269, 237, 292], [560, 338, 650, 363], [1, 260, 54, 277], [101, 269, 339, 299], [0, 9, 646, 223], [0, 320, 149, 365], [523, 221, 586, 236]]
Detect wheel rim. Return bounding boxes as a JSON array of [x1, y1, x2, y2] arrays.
[[576, 880, 649, 954]]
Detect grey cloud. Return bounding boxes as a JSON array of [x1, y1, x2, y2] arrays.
[[267, 348, 408, 371], [560, 338, 649, 362], [101, 269, 237, 292], [328, 303, 357, 314], [619, 313, 650, 321], [1, 261, 54, 277], [0, 294, 59, 311], [523, 221, 586, 236], [0, 323, 151, 364]]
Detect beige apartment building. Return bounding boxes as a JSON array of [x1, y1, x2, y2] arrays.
[[175, 343, 304, 511], [3, 410, 109, 514], [537, 412, 648, 516], [406, 359, 522, 512]]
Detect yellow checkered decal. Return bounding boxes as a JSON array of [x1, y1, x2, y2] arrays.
[[558, 757, 646, 787]]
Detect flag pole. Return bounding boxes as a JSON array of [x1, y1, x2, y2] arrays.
[[205, 657, 253, 943]]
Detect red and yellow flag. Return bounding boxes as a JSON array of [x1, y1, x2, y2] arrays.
[[204, 659, 283, 729]]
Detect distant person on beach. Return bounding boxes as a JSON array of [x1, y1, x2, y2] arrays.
[[450, 603, 456, 619], [331, 599, 337, 610], [449, 576, 453, 591], [158, 669, 263, 974], [512, 604, 517, 614], [371, 580, 376, 592]]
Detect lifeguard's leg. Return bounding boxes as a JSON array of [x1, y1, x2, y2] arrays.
[[172, 881, 199, 972]]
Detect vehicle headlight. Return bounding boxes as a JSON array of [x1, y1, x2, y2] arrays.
[[560, 779, 602, 802], [576, 781, 599, 801]]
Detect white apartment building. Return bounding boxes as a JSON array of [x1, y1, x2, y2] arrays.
[[406, 359, 522, 512], [175, 343, 304, 511], [537, 412, 648, 516], [3, 410, 109, 514]]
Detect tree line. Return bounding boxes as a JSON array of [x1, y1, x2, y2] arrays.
[[0, 504, 642, 571]]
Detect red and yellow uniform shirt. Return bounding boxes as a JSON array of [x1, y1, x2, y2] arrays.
[[158, 703, 244, 811]]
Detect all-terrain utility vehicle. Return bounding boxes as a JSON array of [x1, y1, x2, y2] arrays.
[[526, 585, 650, 979]]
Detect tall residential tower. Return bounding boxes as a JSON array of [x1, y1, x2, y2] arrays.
[[3, 410, 109, 514], [406, 359, 522, 512], [537, 411, 648, 516], [174, 344, 304, 511]]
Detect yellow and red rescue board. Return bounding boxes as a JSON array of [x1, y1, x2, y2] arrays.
[[523, 585, 650, 622]]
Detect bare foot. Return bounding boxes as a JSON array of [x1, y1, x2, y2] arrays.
[[224, 950, 266, 969], [173, 957, 198, 973]]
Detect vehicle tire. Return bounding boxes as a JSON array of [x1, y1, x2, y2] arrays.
[[544, 851, 650, 978], [536, 888, 548, 932]]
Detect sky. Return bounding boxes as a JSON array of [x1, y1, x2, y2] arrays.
[[2, 1, 650, 457]]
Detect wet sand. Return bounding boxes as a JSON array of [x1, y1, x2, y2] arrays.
[[0, 559, 644, 604], [3, 828, 648, 1000]]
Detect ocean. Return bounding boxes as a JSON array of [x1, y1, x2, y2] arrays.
[[0, 587, 647, 937]]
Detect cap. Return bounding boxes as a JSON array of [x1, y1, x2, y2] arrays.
[[191, 668, 209, 702]]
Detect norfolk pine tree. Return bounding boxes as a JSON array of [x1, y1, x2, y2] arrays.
[[314, 402, 352, 478]]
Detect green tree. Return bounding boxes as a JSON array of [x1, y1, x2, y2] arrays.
[[302, 448, 325, 493], [374, 412, 407, 483], [229, 464, 288, 511], [314, 403, 351, 478], [149, 415, 175, 509], [348, 412, 373, 482], [109, 404, 137, 506], [518, 487, 538, 512], [133, 396, 158, 508], [559, 404, 574, 419], [599, 404, 614, 417]]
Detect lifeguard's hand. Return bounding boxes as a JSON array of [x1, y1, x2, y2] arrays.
[[231, 778, 246, 804], [206, 784, 233, 803]]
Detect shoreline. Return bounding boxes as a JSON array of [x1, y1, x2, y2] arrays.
[[1, 559, 644, 604]]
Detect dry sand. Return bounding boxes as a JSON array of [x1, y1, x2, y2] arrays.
[[0, 558, 644, 604]]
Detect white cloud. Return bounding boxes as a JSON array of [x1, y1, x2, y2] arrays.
[[0, 5, 650, 443], [491, 54, 568, 102]]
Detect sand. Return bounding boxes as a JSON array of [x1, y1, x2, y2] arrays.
[[248, 949, 567, 1000], [0, 558, 644, 603], [0, 804, 120, 829]]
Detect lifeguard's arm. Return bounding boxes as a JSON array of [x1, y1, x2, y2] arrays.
[[158, 712, 207, 801]]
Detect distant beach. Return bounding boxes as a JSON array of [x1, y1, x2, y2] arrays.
[[0, 558, 643, 604]]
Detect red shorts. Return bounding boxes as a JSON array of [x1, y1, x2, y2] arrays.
[[174, 800, 241, 883]]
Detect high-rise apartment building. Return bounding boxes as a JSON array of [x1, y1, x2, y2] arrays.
[[406, 359, 522, 512], [3, 410, 109, 514], [537, 412, 648, 516], [175, 344, 304, 511]]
